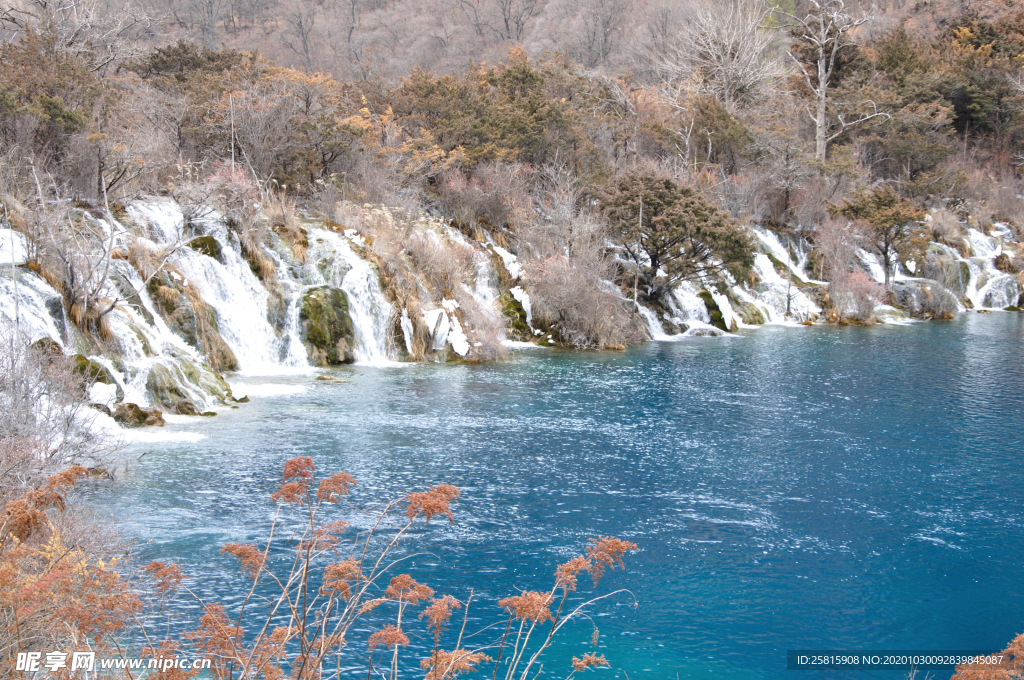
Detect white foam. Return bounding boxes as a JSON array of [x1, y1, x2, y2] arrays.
[[230, 382, 309, 398]]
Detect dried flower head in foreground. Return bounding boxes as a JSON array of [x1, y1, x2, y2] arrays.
[[368, 624, 409, 650], [317, 470, 356, 503], [221, 543, 265, 579], [321, 557, 362, 600], [498, 590, 554, 623], [420, 595, 461, 639], [571, 652, 609, 672], [406, 484, 460, 523], [951, 631, 1024, 679], [385, 573, 434, 604], [4, 466, 88, 541], [585, 536, 638, 585], [270, 457, 315, 505], [555, 555, 592, 592], [143, 561, 185, 596], [421, 649, 491, 680]]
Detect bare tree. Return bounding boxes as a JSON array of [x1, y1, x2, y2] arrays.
[[494, 0, 541, 40], [450, 0, 542, 42], [782, 0, 887, 161], [0, 0, 156, 73], [280, 1, 319, 71], [658, 0, 781, 111], [565, 0, 631, 69]]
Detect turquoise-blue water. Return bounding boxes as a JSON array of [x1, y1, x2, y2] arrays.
[[86, 314, 1024, 679]]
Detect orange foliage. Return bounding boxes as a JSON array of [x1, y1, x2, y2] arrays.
[[317, 471, 356, 502], [585, 536, 638, 585], [571, 652, 610, 672], [321, 557, 362, 600], [385, 573, 434, 604], [221, 543, 266, 579], [951, 632, 1024, 679], [368, 624, 409, 650], [405, 484, 460, 523], [270, 457, 315, 505], [143, 561, 185, 596], [421, 648, 491, 680], [421, 595, 461, 640], [3, 466, 88, 542], [555, 556, 592, 593], [498, 591, 554, 624]]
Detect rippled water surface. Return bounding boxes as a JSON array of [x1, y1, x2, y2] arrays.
[[86, 314, 1024, 679]]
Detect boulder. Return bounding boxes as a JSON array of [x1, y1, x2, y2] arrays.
[[697, 291, 728, 332], [174, 399, 202, 416], [299, 286, 356, 365], [31, 337, 64, 356], [727, 294, 766, 326], [188, 235, 223, 262], [146, 364, 189, 410], [72, 354, 116, 385], [148, 272, 238, 371], [113, 402, 165, 428]]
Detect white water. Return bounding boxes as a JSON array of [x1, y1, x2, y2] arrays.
[[4, 197, 1022, 418], [745, 234, 821, 324], [302, 229, 396, 366]]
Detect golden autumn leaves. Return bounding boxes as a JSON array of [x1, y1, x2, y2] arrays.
[[151, 456, 639, 680]]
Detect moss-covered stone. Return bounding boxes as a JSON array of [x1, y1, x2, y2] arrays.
[[147, 271, 238, 371], [31, 337, 64, 356], [727, 294, 765, 325], [72, 354, 116, 384], [698, 291, 728, 332], [299, 286, 355, 365], [500, 291, 531, 340], [146, 364, 190, 410], [113, 402, 165, 428], [175, 399, 202, 415], [188, 235, 223, 262]]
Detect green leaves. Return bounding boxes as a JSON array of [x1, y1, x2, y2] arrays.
[[601, 172, 752, 296]]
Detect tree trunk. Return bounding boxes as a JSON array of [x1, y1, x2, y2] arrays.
[[815, 54, 828, 162]]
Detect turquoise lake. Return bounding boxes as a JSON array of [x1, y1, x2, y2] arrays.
[[85, 313, 1024, 679]]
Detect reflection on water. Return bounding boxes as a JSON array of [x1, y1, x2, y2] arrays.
[[83, 314, 1024, 679]]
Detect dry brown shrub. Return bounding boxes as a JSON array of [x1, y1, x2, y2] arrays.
[[517, 190, 638, 347], [405, 231, 474, 296], [951, 631, 1024, 679], [438, 163, 533, 231], [829, 270, 885, 323], [452, 290, 507, 360], [929, 208, 967, 253]]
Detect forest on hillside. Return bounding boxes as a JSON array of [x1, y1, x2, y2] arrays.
[[4, 0, 1024, 348]]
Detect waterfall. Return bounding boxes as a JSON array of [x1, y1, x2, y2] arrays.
[[130, 200, 310, 375], [746, 249, 820, 324], [302, 229, 395, 366]]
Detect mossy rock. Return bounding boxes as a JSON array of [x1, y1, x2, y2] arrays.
[[174, 399, 203, 415], [299, 286, 355, 366], [146, 364, 190, 410], [698, 291, 728, 332], [188, 235, 223, 262], [72, 354, 116, 384], [727, 293, 765, 325], [500, 291, 532, 340], [113, 402, 165, 428], [148, 272, 238, 372], [32, 337, 64, 356]]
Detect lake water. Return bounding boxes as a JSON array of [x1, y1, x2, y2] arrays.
[[85, 313, 1024, 679]]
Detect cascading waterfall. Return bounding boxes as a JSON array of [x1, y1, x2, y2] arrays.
[[5, 196, 1024, 414], [130, 200, 310, 374], [301, 228, 395, 366]]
